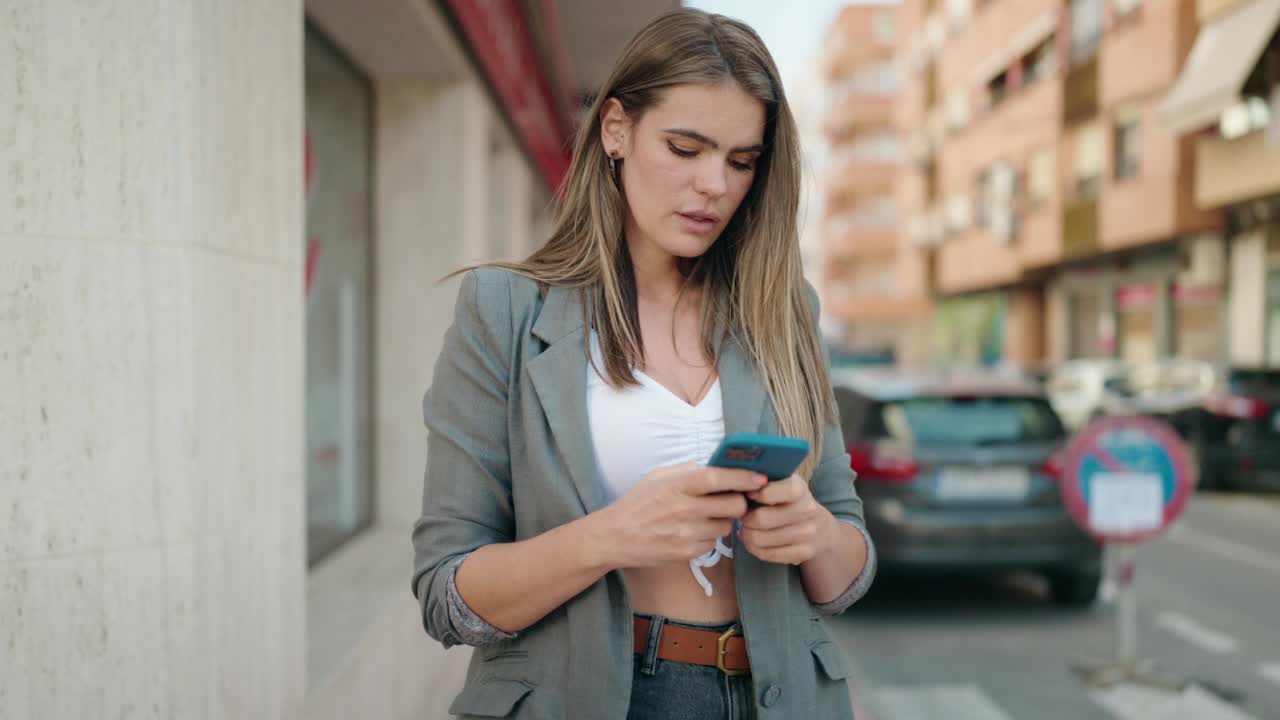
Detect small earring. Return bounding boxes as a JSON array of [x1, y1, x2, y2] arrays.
[[608, 149, 618, 175]]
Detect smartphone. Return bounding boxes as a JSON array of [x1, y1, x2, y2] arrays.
[[707, 432, 810, 481]]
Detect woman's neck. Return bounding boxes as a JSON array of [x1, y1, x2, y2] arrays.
[[627, 233, 689, 305]]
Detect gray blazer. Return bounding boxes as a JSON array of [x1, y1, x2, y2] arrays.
[[412, 268, 871, 719]]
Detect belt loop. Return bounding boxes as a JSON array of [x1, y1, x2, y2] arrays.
[[640, 614, 665, 675]]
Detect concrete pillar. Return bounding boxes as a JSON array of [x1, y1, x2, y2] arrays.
[[1, 2, 305, 718], [1229, 231, 1268, 365]]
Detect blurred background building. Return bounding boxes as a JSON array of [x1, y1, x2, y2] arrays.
[[822, 3, 934, 366], [828, 0, 1280, 371]]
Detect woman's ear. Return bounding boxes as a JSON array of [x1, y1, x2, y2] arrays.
[[599, 97, 632, 158]]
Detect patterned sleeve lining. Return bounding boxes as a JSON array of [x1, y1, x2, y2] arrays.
[[812, 521, 877, 615], [446, 555, 518, 646]]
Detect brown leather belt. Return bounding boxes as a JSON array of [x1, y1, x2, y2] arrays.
[[632, 616, 750, 676]]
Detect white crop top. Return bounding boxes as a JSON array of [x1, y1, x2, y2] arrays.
[[586, 331, 732, 596]]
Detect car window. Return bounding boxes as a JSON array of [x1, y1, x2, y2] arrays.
[[874, 396, 1066, 445], [1227, 369, 1280, 396]]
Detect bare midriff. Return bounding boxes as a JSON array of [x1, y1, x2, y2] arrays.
[[624, 557, 739, 623]]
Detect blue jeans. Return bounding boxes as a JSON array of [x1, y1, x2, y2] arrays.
[[628, 614, 758, 720]]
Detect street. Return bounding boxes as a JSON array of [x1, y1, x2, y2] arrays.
[[830, 493, 1280, 720]]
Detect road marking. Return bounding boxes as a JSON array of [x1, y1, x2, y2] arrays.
[[874, 684, 1014, 720], [1166, 524, 1280, 577], [1155, 612, 1239, 654], [1091, 683, 1257, 720], [1260, 663, 1280, 687]]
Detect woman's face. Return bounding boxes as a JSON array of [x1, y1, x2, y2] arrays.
[[602, 82, 766, 261]]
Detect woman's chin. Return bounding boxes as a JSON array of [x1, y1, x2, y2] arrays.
[[662, 234, 718, 259]]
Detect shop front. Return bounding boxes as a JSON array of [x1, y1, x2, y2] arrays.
[[1053, 238, 1228, 364], [931, 291, 1008, 367]]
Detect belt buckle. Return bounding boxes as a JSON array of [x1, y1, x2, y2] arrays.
[[716, 624, 747, 676]]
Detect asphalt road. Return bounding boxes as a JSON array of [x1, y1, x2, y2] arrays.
[[829, 492, 1280, 720]]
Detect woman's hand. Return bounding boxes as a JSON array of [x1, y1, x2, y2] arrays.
[[738, 474, 838, 565], [596, 463, 764, 570]]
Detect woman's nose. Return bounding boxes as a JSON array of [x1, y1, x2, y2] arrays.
[[693, 158, 728, 198]]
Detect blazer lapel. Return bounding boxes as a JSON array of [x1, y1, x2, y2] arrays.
[[525, 285, 605, 515], [716, 329, 768, 437]]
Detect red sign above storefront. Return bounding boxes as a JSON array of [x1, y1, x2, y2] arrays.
[[446, 0, 572, 191]]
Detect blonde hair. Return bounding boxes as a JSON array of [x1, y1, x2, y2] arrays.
[[453, 8, 834, 477]]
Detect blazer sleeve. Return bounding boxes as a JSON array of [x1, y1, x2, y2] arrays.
[[804, 282, 878, 612], [411, 269, 516, 648]]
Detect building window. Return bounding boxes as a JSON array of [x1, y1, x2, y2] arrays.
[[1023, 37, 1057, 85], [1071, 0, 1102, 62], [1027, 147, 1055, 209], [1114, 110, 1140, 179], [1073, 122, 1104, 197], [978, 163, 1017, 241], [987, 70, 1009, 108], [304, 28, 375, 565]]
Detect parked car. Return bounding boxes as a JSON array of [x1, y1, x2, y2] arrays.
[[1096, 358, 1217, 436], [1188, 367, 1280, 492], [832, 368, 1103, 607], [1045, 359, 1129, 431]]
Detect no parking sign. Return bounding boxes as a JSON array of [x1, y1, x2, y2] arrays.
[[1059, 415, 1196, 543], [1061, 415, 1198, 687]]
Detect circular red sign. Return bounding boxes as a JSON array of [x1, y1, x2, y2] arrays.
[[1059, 415, 1196, 544]]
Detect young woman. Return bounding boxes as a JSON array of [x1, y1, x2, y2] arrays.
[[412, 9, 875, 719]]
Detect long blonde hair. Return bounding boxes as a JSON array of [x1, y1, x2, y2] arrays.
[[455, 8, 835, 476]]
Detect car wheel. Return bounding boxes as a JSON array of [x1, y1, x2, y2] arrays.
[[1048, 568, 1101, 608]]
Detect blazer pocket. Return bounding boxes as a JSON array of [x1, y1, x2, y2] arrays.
[[448, 679, 535, 717], [809, 641, 853, 681]]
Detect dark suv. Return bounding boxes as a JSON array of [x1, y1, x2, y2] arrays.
[[1190, 367, 1280, 491], [833, 369, 1103, 606]]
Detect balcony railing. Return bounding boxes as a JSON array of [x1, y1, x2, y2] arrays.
[[1062, 55, 1098, 126], [1061, 196, 1099, 258]]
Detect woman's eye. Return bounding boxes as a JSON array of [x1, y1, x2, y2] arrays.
[[730, 159, 756, 172], [668, 143, 697, 158]]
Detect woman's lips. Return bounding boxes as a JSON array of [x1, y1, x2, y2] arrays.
[[678, 212, 719, 234]]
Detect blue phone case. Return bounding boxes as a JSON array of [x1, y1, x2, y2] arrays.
[[707, 432, 810, 480]]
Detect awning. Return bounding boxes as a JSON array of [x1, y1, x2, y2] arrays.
[[970, 9, 1058, 82], [1160, 0, 1280, 134]]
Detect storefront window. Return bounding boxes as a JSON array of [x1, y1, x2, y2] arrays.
[[1116, 283, 1158, 365], [304, 28, 374, 565], [1068, 292, 1110, 359], [1171, 283, 1225, 362], [931, 293, 1007, 366]]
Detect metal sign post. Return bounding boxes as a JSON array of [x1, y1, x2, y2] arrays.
[[1058, 416, 1196, 689]]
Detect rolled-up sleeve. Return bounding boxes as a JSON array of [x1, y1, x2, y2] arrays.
[[804, 283, 877, 614], [411, 270, 517, 648]]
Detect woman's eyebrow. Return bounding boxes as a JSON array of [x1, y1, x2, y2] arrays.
[[662, 128, 765, 154]]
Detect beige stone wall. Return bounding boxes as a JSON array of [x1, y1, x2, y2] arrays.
[[1, 1, 306, 718]]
